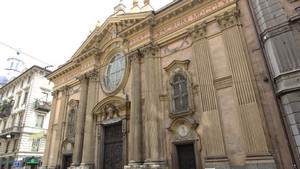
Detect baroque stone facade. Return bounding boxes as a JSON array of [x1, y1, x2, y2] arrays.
[[43, 0, 297, 169]]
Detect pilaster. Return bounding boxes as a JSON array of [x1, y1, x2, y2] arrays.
[[51, 87, 69, 169], [140, 43, 167, 168], [125, 50, 143, 168], [71, 75, 89, 167], [216, 8, 269, 164], [81, 69, 100, 169], [42, 90, 59, 169], [189, 23, 226, 158]]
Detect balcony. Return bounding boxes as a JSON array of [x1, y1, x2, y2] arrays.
[[35, 100, 51, 112], [0, 126, 21, 139], [0, 101, 14, 118]]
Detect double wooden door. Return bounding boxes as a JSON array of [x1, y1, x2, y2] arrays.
[[103, 123, 123, 169]]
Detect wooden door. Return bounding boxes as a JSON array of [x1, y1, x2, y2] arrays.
[[62, 155, 72, 169], [103, 123, 123, 169], [177, 144, 196, 169]]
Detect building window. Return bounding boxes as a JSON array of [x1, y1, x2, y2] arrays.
[[67, 108, 76, 135], [12, 86, 15, 93], [23, 92, 28, 105], [20, 81, 23, 89], [10, 62, 13, 69], [15, 63, 19, 70], [105, 53, 125, 92], [16, 95, 21, 107], [171, 75, 189, 114], [36, 115, 44, 128], [19, 114, 23, 127], [11, 116, 16, 127], [12, 140, 18, 152], [5, 141, 10, 153], [27, 75, 31, 84]]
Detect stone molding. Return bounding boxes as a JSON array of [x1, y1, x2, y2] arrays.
[[214, 76, 233, 90], [187, 23, 207, 41], [59, 86, 69, 96], [261, 24, 291, 42], [216, 8, 240, 30]]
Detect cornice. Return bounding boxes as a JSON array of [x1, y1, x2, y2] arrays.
[[73, 47, 102, 64], [48, 61, 80, 81]]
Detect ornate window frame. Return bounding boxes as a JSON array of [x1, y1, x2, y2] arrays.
[[66, 99, 79, 136], [100, 48, 129, 96], [164, 60, 194, 118]]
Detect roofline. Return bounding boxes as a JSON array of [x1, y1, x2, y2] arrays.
[[0, 65, 52, 90], [154, 0, 182, 14]]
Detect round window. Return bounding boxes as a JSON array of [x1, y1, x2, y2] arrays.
[[105, 54, 125, 92]]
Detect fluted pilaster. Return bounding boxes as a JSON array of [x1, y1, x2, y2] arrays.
[[217, 9, 268, 154], [189, 24, 226, 157]]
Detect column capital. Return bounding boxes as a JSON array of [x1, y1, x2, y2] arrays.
[[216, 8, 240, 30], [51, 90, 60, 98], [187, 22, 207, 41], [128, 49, 142, 64], [140, 42, 159, 58], [86, 69, 99, 82], [58, 86, 69, 96]]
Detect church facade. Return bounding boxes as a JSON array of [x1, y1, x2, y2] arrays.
[[43, 0, 296, 169]]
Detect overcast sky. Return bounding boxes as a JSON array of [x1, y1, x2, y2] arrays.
[[0, 0, 172, 72]]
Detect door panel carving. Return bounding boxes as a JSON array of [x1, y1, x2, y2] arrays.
[[103, 123, 123, 169]]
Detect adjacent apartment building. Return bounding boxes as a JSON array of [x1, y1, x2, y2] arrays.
[[248, 0, 300, 166], [0, 65, 53, 169]]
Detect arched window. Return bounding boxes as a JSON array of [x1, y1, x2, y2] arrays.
[[67, 106, 76, 135], [172, 75, 189, 113]]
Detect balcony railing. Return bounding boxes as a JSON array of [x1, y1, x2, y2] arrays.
[[35, 101, 51, 112], [0, 126, 21, 139], [0, 101, 14, 118], [0, 107, 12, 118]]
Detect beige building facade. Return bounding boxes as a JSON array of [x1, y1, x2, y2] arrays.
[[43, 0, 296, 169]]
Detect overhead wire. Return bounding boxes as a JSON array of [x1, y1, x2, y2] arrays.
[[0, 41, 51, 66]]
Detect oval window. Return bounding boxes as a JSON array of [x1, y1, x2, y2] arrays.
[[105, 54, 125, 91]]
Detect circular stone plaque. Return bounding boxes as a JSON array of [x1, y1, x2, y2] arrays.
[[177, 124, 189, 137]]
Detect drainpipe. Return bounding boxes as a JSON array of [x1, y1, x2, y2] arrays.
[[244, 0, 299, 168]]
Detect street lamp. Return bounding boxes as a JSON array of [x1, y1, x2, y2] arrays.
[[6, 133, 11, 139]]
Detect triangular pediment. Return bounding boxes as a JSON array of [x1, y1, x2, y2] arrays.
[[70, 11, 153, 61]]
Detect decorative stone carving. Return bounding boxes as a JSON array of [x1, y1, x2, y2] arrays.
[[127, 49, 142, 63], [164, 37, 189, 54], [187, 23, 207, 41], [216, 8, 240, 30], [139, 42, 160, 57], [51, 90, 59, 98], [168, 117, 200, 143], [59, 86, 69, 96], [103, 103, 120, 120]]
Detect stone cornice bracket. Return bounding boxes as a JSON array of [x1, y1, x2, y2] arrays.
[[187, 22, 207, 42], [216, 8, 240, 30], [139, 42, 160, 57]]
